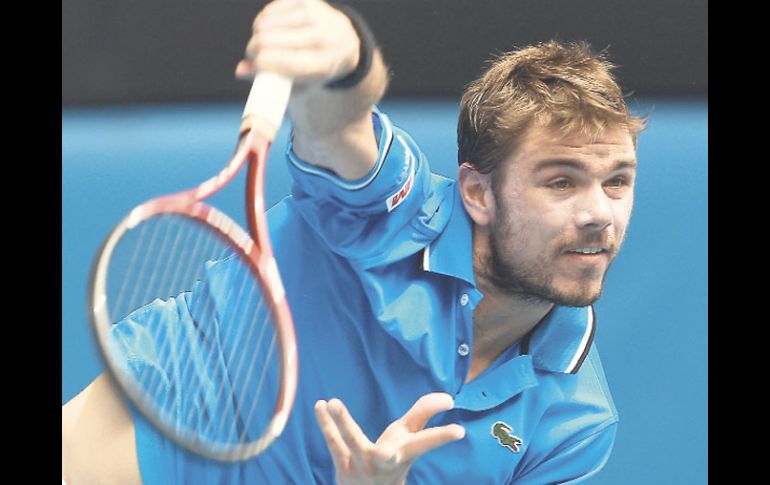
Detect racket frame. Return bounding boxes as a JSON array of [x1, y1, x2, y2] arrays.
[[89, 125, 298, 462]]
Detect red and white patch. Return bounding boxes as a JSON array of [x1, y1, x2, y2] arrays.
[[386, 167, 415, 212]]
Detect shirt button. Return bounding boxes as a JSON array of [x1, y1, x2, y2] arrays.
[[460, 293, 470, 306], [457, 343, 470, 356]]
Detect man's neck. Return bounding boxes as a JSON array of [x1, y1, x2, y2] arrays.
[[467, 282, 553, 383], [466, 228, 554, 383]]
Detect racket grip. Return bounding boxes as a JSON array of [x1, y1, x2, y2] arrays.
[[241, 72, 293, 141]]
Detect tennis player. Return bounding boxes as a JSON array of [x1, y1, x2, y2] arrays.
[[62, 0, 645, 483]]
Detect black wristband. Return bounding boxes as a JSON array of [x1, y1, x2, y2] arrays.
[[325, 3, 376, 90]]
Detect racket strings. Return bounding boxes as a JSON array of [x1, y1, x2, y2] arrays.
[[125, 215, 167, 314], [197, 261, 278, 447], [148, 238, 227, 426], [107, 213, 280, 450], [112, 221, 149, 316], [237, 331, 278, 444], [219, 295, 274, 444], [181, 255, 254, 438], [199, 265, 262, 441], [145, 228, 229, 417], [134, 220, 221, 406]]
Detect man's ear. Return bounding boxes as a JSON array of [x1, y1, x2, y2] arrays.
[[458, 162, 495, 228]]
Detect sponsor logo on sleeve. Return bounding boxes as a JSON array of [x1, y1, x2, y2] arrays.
[[386, 166, 415, 212]]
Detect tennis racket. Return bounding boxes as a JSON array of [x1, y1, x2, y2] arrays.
[[88, 71, 298, 462]]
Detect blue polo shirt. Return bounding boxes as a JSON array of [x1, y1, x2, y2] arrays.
[[118, 106, 619, 484]]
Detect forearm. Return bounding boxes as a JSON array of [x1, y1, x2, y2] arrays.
[[288, 47, 389, 181], [62, 373, 141, 485]]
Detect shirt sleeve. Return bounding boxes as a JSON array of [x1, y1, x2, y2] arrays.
[[510, 422, 618, 485], [285, 105, 449, 265]]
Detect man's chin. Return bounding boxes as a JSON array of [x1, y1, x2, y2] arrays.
[[547, 287, 602, 307], [499, 284, 601, 308]]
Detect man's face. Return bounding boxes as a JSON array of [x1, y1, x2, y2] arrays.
[[484, 124, 637, 307]]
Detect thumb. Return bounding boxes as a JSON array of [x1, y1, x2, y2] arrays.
[[401, 392, 455, 431]]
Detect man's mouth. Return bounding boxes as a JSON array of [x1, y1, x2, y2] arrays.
[[564, 247, 609, 255]]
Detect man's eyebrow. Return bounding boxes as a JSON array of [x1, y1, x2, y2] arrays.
[[612, 160, 637, 170], [532, 159, 637, 173]]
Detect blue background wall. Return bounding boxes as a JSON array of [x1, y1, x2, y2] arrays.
[[62, 99, 707, 483]]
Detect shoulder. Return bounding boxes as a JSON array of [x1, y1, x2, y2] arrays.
[[511, 347, 619, 482], [549, 343, 618, 425], [530, 343, 619, 451], [578, 344, 619, 421]]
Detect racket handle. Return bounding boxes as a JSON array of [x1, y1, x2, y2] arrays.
[[241, 72, 293, 141]]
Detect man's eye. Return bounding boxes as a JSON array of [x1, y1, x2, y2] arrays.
[[605, 177, 628, 188], [548, 179, 572, 190]]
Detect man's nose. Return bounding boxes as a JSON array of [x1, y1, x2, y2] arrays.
[[574, 184, 613, 232]]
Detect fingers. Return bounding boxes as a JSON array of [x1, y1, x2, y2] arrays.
[[251, 0, 323, 37], [255, 0, 311, 19], [327, 398, 374, 457], [316, 398, 377, 473], [246, 48, 337, 80], [246, 27, 321, 57], [400, 424, 466, 462], [235, 60, 255, 80], [247, 5, 318, 62], [235, 49, 326, 80], [248, 0, 315, 61], [314, 400, 351, 472], [237, 0, 358, 83], [315, 395, 465, 479], [401, 392, 455, 431], [254, 6, 312, 32]]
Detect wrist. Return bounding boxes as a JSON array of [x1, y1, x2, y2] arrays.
[[325, 3, 376, 90]]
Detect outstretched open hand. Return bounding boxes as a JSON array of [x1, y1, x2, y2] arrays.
[[314, 393, 466, 485]]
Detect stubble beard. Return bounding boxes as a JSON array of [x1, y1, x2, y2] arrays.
[[484, 211, 612, 308]]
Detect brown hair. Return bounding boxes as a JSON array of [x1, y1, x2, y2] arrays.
[[457, 40, 647, 179]]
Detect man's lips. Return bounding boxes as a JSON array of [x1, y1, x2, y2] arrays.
[[561, 246, 610, 255]]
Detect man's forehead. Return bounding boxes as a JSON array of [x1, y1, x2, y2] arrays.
[[512, 124, 636, 163]]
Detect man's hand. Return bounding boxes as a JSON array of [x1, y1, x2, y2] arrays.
[[235, 0, 387, 179], [314, 393, 466, 485], [236, 0, 360, 88]]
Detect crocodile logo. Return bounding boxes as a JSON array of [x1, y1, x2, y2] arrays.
[[491, 421, 523, 453]]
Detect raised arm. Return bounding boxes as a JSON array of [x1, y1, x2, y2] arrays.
[[235, 0, 389, 180]]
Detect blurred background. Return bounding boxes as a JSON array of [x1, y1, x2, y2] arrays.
[[62, 1, 707, 483]]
